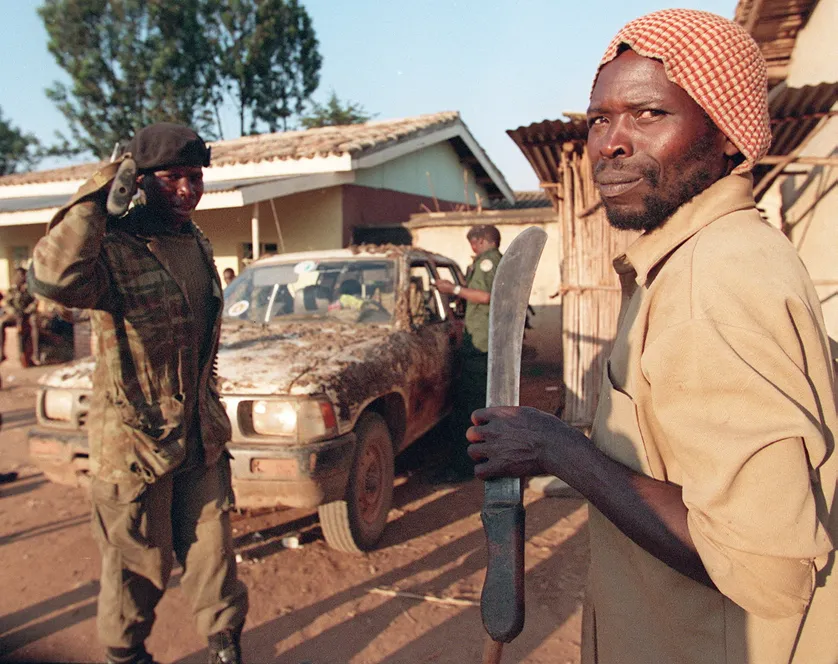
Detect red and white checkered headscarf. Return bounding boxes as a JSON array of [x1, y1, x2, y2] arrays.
[[595, 9, 771, 174]]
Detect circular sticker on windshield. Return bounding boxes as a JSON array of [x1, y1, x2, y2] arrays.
[[480, 258, 494, 272], [228, 301, 249, 317], [294, 260, 317, 274]]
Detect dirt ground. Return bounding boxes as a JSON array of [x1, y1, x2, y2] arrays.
[[0, 355, 588, 664]]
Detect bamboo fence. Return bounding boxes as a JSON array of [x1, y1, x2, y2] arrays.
[[553, 144, 636, 429]]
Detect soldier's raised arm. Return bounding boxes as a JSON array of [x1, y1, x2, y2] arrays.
[[29, 161, 123, 311]]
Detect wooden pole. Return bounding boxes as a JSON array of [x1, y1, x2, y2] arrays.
[[268, 198, 285, 253], [482, 637, 504, 664], [251, 202, 261, 261]]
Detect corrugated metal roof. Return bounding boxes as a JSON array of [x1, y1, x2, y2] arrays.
[[752, 81, 838, 187], [767, 81, 838, 156], [735, 0, 819, 86], [509, 80, 838, 194], [506, 116, 589, 189]]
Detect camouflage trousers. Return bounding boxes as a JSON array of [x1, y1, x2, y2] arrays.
[[91, 452, 248, 649]]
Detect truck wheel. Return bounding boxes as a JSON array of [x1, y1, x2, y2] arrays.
[[319, 412, 394, 553]]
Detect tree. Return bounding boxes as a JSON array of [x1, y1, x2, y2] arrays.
[[0, 107, 40, 175], [213, 0, 322, 134], [38, 0, 220, 158], [300, 91, 375, 129], [39, 0, 324, 154]]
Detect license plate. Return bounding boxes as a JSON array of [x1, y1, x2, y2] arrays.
[[30, 439, 65, 457], [250, 457, 298, 478]]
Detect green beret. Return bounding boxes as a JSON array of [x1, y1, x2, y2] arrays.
[[125, 122, 211, 172]]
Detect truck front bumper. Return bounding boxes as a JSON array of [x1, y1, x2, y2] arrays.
[[228, 432, 356, 510]]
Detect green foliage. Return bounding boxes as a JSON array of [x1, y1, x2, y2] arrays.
[[213, 0, 322, 134], [300, 91, 375, 129], [38, 0, 323, 157], [0, 107, 40, 175], [39, 0, 219, 159]]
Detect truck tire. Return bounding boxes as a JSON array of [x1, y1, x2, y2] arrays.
[[319, 412, 394, 553]]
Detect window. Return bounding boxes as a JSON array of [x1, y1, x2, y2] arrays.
[[408, 262, 444, 325], [224, 257, 396, 325], [434, 263, 465, 319], [242, 243, 279, 262]]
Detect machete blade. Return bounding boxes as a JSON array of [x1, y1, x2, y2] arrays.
[[481, 226, 547, 644]]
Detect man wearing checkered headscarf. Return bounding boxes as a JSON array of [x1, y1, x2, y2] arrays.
[[464, 9, 837, 664], [596, 9, 772, 174]]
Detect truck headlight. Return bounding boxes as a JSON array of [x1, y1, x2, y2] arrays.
[[250, 399, 337, 441], [43, 389, 74, 422]]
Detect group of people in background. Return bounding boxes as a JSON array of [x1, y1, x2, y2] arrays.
[[1, 265, 77, 369]]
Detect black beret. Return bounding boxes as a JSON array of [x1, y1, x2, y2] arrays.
[[125, 122, 211, 172]]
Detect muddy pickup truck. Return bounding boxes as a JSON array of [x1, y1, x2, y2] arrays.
[[29, 245, 466, 552]]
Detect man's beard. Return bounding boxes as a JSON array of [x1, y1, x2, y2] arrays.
[[603, 166, 715, 232], [600, 130, 721, 233]]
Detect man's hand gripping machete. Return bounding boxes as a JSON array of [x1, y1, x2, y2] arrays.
[[480, 227, 547, 664]]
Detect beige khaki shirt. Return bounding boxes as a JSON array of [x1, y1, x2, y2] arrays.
[[584, 174, 837, 664]]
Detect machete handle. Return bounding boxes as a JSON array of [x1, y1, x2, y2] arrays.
[[480, 500, 525, 642], [106, 157, 137, 217]]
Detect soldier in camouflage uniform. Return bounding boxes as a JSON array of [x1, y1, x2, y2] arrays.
[[29, 124, 248, 664], [433, 224, 503, 483], [1, 266, 38, 365]]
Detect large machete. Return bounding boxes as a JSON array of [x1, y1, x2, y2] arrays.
[[480, 226, 547, 663]]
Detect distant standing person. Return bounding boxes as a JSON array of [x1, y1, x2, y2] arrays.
[[29, 123, 248, 664], [0, 267, 38, 365], [223, 267, 236, 287], [433, 224, 502, 483]]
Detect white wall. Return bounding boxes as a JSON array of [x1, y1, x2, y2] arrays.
[[786, 0, 838, 86], [408, 211, 562, 367], [763, 0, 838, 337]]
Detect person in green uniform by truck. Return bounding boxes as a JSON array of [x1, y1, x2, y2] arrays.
[[432, 224, 502, 483]]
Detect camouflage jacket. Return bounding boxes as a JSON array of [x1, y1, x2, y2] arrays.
[[29, 162, 231, 491], [4, 283, 36, 318]]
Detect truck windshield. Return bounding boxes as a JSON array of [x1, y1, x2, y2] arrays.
[[223, 258, 397, 325]]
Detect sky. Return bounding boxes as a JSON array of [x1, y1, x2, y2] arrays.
[[0, 0, 736, 191]]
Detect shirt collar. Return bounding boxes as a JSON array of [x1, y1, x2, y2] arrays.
[[612, 173, 756, 287]]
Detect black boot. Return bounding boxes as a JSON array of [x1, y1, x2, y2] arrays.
[[105, 644, 157, 664], [208, 623, 243, 664]]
